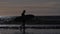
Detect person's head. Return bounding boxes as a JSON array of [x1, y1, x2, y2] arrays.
[[23, 10, 26, 13], [21, 10, 26, 16]]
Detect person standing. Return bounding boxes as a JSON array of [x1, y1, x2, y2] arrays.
[[20, 10, 26, 34]]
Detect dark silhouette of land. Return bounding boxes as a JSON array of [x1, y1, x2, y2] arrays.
[[13, 16, 60, 25], [0, 16, 60, 25]]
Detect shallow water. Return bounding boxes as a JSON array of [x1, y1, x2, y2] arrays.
[[0, 29, 60, 34], [0, 24, 60, 34]]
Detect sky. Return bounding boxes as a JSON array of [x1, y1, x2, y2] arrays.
[[0, 0, 60, 16]]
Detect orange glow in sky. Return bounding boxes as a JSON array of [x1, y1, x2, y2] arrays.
[[0, 0, 60, 16]]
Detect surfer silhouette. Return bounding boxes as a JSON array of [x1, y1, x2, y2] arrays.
[[20, 10, 26, 34], [19, 10, 34, 34]]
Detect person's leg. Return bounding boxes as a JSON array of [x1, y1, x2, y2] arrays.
[[19, 26, 22, 32]]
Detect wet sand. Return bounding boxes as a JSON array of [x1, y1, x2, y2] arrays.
[[0, 29, 60, 34]]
